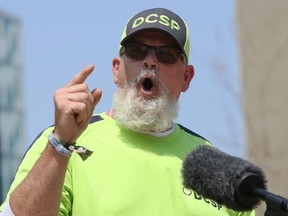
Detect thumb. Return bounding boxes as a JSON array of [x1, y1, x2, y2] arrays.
[[91, 88, 102, 110], [76, 88, 102, 124]]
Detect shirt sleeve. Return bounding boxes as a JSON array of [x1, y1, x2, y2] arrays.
[[0, 127, 74, 215], [0, 126, 70, 214], [0, 128, 52, 208], [0, 199, 15, 216]]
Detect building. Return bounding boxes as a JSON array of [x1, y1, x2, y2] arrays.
[[237, 0, 288, 215], [0, 11, 25, 203]]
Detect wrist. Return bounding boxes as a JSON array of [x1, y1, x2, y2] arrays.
[[52, 130, 75, 144], [48, 132, 75, 157]]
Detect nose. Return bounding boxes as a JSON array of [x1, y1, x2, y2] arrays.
[[143, 50, 159, 69]]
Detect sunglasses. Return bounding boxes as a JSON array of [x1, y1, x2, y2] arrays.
[[120, 41, 185, 64]]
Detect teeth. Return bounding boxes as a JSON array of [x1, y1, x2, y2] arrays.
[[143, 78, 153, 91]]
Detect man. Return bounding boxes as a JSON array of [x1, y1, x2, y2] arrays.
[[0, 8, 254, 216]]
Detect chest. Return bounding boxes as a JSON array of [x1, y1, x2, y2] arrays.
[[69, 146, 234, 216]]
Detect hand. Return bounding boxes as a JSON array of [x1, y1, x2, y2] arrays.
[[53, 64, 102, 143]]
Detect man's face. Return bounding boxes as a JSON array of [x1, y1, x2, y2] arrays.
[[111, 31, 194, 132], [115, 31, 193, 101]]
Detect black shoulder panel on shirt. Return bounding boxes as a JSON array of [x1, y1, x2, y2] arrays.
[[90, 115, 104, 124], [22, 116, 103, 164], [28, 115, 102, 149], [19, 126, 50, 166], [178, 123, 209, 142]]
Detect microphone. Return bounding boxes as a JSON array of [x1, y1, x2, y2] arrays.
[[181, 145, 288, 213]]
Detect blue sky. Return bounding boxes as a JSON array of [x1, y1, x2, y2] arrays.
[[0, 1, 245, 156]]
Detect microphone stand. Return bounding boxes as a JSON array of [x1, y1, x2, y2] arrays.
[[251, 187, 288, 216], [265, 207, 287, 216], [235, 172, 288, 216]]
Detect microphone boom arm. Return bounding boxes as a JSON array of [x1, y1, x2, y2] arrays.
[[235, 172, 288, 215]]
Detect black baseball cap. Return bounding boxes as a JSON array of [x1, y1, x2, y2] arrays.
[[120, 8, 190, 62]]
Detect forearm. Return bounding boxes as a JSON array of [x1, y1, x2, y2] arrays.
[[9, 143, 69, 216], [6, 65, 101, 216]]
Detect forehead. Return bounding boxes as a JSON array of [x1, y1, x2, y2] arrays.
[[130, 30, 176, 45]]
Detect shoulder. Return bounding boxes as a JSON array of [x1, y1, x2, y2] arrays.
[[177, 123, 210, 143], [89, 114, 105, 124]]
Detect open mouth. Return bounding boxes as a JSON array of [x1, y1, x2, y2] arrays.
[[137, 76, 159, 97], [142, 78, 153, 91], [133, 69, 160, 97]]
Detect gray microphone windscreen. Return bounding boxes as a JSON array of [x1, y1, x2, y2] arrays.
[[181, 145, 267, 211]]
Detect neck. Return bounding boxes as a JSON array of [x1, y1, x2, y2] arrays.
[[106, 108, 174, 133]]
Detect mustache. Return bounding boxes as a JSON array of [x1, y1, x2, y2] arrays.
[[129, 68, 159, 87]]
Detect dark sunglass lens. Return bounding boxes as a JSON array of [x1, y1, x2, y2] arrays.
[[156, 47, 180, 64], [123, 43, 181, 64], [125, 43, 148, 60]]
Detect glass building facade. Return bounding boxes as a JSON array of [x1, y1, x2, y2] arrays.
[[0, 11, 25, 203]]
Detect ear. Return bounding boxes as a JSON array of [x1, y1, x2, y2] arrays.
[[112, 58, 121, 84], [181, 65, 194, 92]]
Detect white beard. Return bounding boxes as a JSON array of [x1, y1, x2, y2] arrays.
[[112, 69, 178, 133]]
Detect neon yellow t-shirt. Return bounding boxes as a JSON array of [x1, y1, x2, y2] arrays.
[[0, 113, 254, 216]]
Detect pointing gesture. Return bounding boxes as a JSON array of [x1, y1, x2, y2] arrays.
[[64, 64, 95, 88], [53, 65, 102, 143]]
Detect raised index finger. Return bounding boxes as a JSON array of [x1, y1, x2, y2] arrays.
[[65, 64, 95, 88]]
